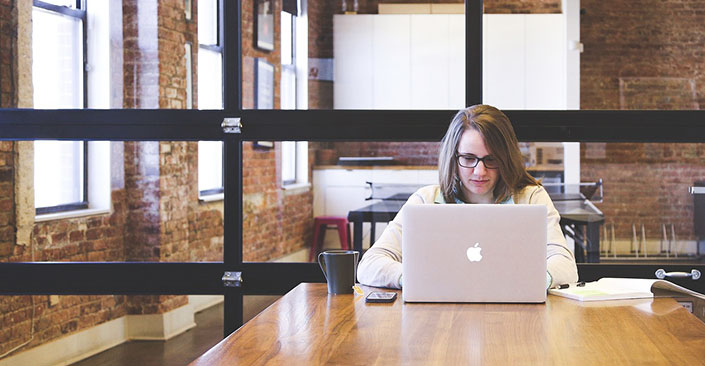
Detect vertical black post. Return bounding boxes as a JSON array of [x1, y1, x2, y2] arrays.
[[222, 0, 244, 337], [467, 0, 483, 106]]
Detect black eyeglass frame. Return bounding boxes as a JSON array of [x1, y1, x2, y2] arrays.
[[455, 153, 499, 169]]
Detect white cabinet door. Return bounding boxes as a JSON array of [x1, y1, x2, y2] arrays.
[[334, 15, 374, 109], [526, 14, 565, 109], [373, 15, 411, 109], [483, 14, 526, 109], [448, 15, 466, 109], [410, 15, 450, 109]]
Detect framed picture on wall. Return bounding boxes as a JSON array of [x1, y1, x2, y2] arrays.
[[255, 0, 274, 51], [254, 58, 274, 149], [254, 58, 274, 109]]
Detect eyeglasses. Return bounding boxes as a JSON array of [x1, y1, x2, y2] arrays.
[[456, 154, 499, 169]]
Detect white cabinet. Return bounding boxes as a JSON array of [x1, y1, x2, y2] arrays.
[[334, 13, 575, 110], [484, 14, 566, 109], [333, 16, 374, 109], [372, 15, 411, 109], [334, 14, 466, 109]]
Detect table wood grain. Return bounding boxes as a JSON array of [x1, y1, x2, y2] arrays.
[[190, 283, 705, 365]]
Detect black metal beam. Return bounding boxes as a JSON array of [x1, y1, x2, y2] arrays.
[[467, 0, 483, 105], [222, 0, 243, 336], [3, 109, 705, 142], [0, 262, 325, 296], [0, 109, 228, 141]]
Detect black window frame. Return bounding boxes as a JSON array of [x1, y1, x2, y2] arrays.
[[33, 0, 90, 215], [0, 0, 703, 342]]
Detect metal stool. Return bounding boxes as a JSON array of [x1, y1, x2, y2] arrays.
[[309, 216, 351, 261]]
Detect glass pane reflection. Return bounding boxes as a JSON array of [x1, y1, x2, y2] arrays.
[[241, 1, 465, 110], [244, 140, 705, 266]]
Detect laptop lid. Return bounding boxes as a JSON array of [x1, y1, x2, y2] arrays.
[[401, 204, 547, 303]]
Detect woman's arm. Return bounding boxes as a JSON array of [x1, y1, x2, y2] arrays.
[[356, 189, 430, 289], [530, 187, 579, 287]]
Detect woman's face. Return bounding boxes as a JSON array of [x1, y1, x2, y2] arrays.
[[456, 129, 500, 203]]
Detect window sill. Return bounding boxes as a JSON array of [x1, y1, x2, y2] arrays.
[[199, 193, 224, 202], [35, 208, 111, 223], [282, 182, 311, 194]]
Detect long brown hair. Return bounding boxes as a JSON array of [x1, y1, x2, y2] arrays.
[[439, 105, 539, 203]]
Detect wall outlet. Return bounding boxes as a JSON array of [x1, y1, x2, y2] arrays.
[[49, 295, 60, 307], [677, 301, 693, 313]]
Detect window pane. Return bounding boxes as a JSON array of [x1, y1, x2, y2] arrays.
[[581, 142, 705, 263], [281, 141, 296, 183], [34, 141, 84, 208], [242, 2, 465, 110], [198, 0, 218, 45], [280, 11, 293, 65], [244, 139, 705, 268], [23, 2, 221, 110], [198, 141, 223, 192], [280, 66, 296, 109], [482, 8, 571, 110], [32, 8, 83, 109], [580, 2, 704, 110], [483, 2, 705, 111], [41, 0, 79, 8], [14, 141, 222, 261], [197, 48, 223, 109]]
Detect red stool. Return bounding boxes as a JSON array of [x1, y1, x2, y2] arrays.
[[309, 216, 351, 261]]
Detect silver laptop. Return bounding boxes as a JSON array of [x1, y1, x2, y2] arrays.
[[402, 204, 547, 303]]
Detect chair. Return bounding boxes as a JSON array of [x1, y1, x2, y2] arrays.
[[309, 216, 351, 261]]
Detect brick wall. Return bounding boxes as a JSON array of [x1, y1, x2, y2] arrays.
[[123, 0, 159, 109], [242, 143, 314, 261], [158, 0, 197, 110], [317, 141, 440, 166], [240, 0, 314, 261], [581, 0, 705, 110], [0, 141, 13, 258], [580, 0, 705, 242], [0, 0, 16, 108]]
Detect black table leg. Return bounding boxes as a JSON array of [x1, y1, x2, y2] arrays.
[[586, 223, 601, 263], [370, 219, 376, 249], [353, 219, 363, 254]]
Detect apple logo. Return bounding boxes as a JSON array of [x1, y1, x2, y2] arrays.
[[466, 243, 483, 262]]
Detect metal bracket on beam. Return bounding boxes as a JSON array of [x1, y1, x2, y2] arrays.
[[690, 186, 705, 194], [221, 118, 242, 134], [222, 271, 243, 287]]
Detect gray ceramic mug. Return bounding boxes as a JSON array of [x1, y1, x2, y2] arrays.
[[318, 250, 359, 294]]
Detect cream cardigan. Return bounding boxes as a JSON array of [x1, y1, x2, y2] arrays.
[[356, 184, 579, 289]]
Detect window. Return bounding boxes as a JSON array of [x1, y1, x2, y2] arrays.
[[198, 0, 224, 198], [280, 9, 308, 188], [32, 0, 88, 214]]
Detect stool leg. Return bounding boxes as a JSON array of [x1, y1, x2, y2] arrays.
[[310, 223, 325, 262], [337, 222, 350, 250]]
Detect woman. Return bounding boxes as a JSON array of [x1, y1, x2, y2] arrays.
[[357, 105, 578, 289]]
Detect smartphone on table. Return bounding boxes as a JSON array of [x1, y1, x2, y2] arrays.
[[365, 291, 398, 303]]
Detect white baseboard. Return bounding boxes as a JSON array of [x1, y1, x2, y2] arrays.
[[0, 296, 224, 366], [0, 317, 127, 366], [188, 295, 224, 313], [126, 304, 196, 341]]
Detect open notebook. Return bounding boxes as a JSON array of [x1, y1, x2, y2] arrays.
[[549, 278, 705, 302]]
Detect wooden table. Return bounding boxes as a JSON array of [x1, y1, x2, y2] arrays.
[[190, 283, 705, 365]]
